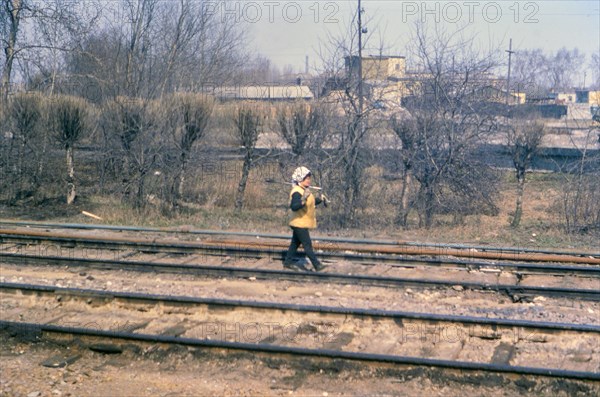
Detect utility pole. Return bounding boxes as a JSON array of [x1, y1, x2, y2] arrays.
[[342, 0, 366, 223], [357, 0, 364, 120], [305, 55, 309, 75], [506, 38, 514, 105]]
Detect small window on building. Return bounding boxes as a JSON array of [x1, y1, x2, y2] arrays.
[[395, 64, 400, 71]]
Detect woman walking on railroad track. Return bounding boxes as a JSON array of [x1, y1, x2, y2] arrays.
[[283, 166, 329, 272]]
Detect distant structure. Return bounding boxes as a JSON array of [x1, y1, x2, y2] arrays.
[[211, 85, 313, 102], [345, 55, 406, 81]]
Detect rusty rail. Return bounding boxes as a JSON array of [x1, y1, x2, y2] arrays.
[[1, 228, 598, 265]]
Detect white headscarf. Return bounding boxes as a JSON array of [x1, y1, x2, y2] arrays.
[[291, 166, 311, 184]]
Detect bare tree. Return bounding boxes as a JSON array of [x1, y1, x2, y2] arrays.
[[389, 24, 501, 228], [389, 115, 416, 227], [0, 92, 46, 202], [276, 102, 324, 157], [239, 54, 282, 84], [511, 48, 549, 96], [233, 105, 263, 211], [546, 47, 585, 91], [1, 0, 100, 99], [50, 95, 90, 204], [1, 0, 23, 101], [122, 0, 158, 97], [506, 118, 546, 227], [61, 29, 114, 102], [590, 52, 600, 89], [162, 93, 214, 208], [316, 5, 388, 225], [100, 97, 160, 208], [512, 47, 586, 94], [61, 0, 159, 99], [66, 0, 246, 101], [391, 112, 498, 228]]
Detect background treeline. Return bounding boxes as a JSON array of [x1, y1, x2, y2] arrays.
[[1, 1, 599, 236], [2, 0, 599, 102], [1, 0, 297, 102], [1, 92, 598, 236]]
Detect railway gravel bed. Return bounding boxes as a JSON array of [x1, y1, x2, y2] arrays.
[[2, 228, 599, 301], [2, 223, 599, 395], [1, 262, 598, 326], [6, 240, 600, 288], [2, 251, 599, 302], [1, 283, 598, 381], [1, 282, 598, 370]]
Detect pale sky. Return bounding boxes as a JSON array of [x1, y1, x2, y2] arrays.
[[226, 0, 600, 78]]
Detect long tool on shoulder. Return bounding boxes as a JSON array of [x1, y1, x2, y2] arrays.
[[264, 178, 323, 190]]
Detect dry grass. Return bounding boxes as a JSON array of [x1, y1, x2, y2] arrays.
[[395, 172, 597, 250], [2, 155, 598, 250], [2, 95, 596, 249]]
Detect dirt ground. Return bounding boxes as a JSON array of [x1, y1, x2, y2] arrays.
[[1, 174, 599, 395], [1, 251, 599, 396], [2, 331, 599, 397]]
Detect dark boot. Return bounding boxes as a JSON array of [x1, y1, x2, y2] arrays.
[[313, 262, 328, 272], [283, 259, 300, 271]]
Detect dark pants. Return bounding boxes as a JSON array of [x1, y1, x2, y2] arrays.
[[285, 227, 321, 268]]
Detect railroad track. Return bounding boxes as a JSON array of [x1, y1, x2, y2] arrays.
[[1, 221, 599, 263], [1, 227, 599, 301], [1, 228, 600, 278], [1, 250, 599, 301], [1, 282, 599, 381]]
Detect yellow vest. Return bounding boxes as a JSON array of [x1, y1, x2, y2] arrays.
[[289, 185, 317, 229]]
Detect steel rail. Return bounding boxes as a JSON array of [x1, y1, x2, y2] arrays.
[[2, 320, 598, 381], [1, 220, 598, 259], [1, 233, 599, 278], [1, 229, 599, 268], [3, 282, 599, 333], [6, 234, 600, 277], [2, 252, 599, 301], [200, 238, 600, 265]]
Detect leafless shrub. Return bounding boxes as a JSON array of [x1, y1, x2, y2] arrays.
[[99, 96, 160, 208], [0, 92, 48, 203], [558, 128, 600, 235], [276, 101, 325, 157], [560, 173, 600, 235], [391, 113, 499, 229], [505, 118, 546, 227], [233, 105, 264, 211], [273, 101, 335, 204], [159, 93, 214, 208], [49, 95, 91, 204]]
